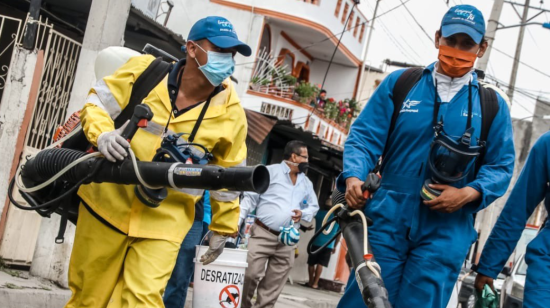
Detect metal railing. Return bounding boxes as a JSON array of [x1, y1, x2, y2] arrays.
[[24, 18, 82, 150], [249, 47, 295, 100], [0, 15, 23, 105]]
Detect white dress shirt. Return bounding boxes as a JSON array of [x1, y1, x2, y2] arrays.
[[239, 162, 319, 230]]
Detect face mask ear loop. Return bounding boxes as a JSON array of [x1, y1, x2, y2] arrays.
[[193, 42, 207, 68]]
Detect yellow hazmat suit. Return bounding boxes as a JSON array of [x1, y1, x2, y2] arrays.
[[65, 55, 247, 308]]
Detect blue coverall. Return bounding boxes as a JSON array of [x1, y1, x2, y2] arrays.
[[337, 63, 515, 307], [477, 132, 550, 308]]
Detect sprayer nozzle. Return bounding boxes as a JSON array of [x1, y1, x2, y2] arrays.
[[135, 185, 167, 208]]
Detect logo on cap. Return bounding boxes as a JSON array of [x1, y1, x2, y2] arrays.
[[218, 19, 237, 34], [453, 8, 476, 24]]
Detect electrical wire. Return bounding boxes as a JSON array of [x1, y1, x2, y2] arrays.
[[526, 27, 541, 50], [492, 46, 550, 79], [377, 17, 423, 63], [374, 0, 413, 20], [393, 1, 432, 49], [234, 20, 368, 67], [235, 0, 416, 69], [484, 74, 547, 115], [372, 0, 425, 63], [399, 0, 434, 43], [485, 74, 549, 101], [293, 2, 358, 125]]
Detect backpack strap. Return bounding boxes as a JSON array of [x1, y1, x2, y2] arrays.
[[475, 85, 500, 174], [114, 57, 172, 128], [388, 67, 424, 142], [373, 67, 423, 173]]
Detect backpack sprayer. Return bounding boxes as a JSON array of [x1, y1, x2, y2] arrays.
[[8, 104, 270, 227], [307, 173, 391, 308]]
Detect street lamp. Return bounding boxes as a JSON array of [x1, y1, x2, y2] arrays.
[[491, 21, 550, 105]]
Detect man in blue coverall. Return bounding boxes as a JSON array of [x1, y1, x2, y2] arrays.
[[337, 5, 515, 307], [474, 132, 550, 308]]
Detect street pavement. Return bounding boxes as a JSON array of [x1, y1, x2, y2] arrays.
[[0, 269, 342, 308]]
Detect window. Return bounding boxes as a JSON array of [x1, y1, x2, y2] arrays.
[[294, 62, 310, 83], [259, 24, 271, 54], [334, 0, 343, 17], [277, 48, 295, 75], [353, 17, 360, 37], [347, 11, 354, 31], [359, 23, 366, 43], [341, 3, 349, 24]]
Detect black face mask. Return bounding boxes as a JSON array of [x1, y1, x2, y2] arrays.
[[298, 162, 309, 173]]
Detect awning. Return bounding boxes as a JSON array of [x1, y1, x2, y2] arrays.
[[244, 108, 343, 172], [244, 109, 278, 144], [271, 122, 343, 172]]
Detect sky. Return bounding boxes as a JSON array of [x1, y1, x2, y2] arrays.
[[357, 0, 550, 120]]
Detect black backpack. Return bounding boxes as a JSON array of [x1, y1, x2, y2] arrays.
[[42, 57, 172, 242], [380, 67, 500, 174]]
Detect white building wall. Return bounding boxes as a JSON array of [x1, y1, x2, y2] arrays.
[[309, 60, 358, 102], [269, 23, 310, 69], [0, 48, 38, 226], [217, 0, 366, 59]]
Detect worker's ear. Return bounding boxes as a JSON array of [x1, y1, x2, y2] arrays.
[[186, 40, 198, 59], [477, 40, 488, 58], [435, 30, 442, 49]]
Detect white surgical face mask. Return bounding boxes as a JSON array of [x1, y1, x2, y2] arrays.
[[194, 43, 235, 86]]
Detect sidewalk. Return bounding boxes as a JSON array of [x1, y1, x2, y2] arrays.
[[276, 282, 342, 308], [0, 269, 341, 308], [0, 269, 70, 308]]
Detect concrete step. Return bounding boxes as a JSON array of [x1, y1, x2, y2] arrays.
[[0, 269, 70, 308]]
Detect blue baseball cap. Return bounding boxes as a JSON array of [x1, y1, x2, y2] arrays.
[[188, 16, 252, 57], [441, 5, 486, 44]]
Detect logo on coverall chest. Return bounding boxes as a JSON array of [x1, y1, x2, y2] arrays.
[[400, 99, 421, 113]]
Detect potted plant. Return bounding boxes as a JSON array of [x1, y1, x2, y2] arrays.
[[249, 76, 261, 91], [324, 98, 338, 120], [282, 74, 297, 87], [294, 81, 319, 105]]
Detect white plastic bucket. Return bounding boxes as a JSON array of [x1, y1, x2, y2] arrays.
[[193, 246, 248, 308]]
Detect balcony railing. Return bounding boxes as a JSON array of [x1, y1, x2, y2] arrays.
[[261, 102, 293, 120], [249, 49, 358, 133]]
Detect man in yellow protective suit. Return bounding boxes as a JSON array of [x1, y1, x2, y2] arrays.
[[65, 16, 251, 308]]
